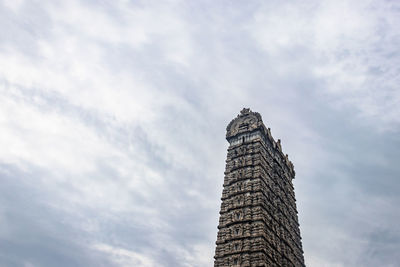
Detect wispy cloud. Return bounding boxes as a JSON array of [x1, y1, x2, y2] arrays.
[[0, 0, 399, 266]]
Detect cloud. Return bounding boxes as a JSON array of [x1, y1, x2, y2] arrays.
[[249, 0, 400, 131], [93, 243, 156, 267], [0, 0, 400, 266]]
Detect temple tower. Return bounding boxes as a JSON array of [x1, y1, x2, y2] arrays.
[[214, 108, 305, 267]]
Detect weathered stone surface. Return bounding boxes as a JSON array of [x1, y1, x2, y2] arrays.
[[214, 108, 305, 267]]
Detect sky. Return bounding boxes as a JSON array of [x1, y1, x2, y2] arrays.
[[0, 0, 400, 266]]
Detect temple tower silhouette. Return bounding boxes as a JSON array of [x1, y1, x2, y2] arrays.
[[214, 108, 305, 267]]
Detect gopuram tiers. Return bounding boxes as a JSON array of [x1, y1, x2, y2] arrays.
[[214, 108, 305, 267]]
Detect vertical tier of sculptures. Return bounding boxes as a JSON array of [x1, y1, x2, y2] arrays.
[[214, 109, 305, 267]]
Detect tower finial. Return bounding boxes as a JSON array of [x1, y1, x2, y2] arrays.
[[240, 108, 251, 115]]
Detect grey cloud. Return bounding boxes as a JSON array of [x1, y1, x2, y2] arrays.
[[0, 164, 116, 267], [0, 0, 400, 266]]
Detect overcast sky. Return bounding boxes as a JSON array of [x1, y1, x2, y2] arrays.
[[1, 0, 400, 266]]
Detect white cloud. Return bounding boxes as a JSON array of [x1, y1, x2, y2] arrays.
[[2, 0, 25, 12], [0, 0, 399, 266], [249, 0, 400, 130], [93, 243, 156, 267]]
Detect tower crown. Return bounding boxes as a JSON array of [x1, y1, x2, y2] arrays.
[[226, 108, 263, 140]]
